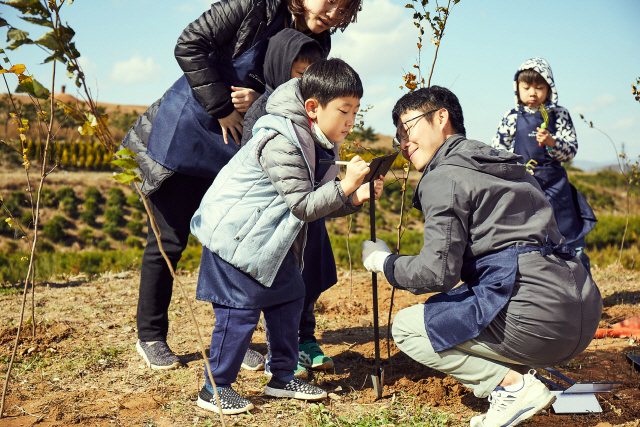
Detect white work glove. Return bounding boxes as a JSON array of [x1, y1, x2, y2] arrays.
[[362, 239, 392, 273]]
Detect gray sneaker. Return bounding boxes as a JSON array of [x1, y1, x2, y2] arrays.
[[136, 339, 181, 370], [241, 348, 265, 371]]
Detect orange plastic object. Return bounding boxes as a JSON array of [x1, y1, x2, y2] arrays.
[[594, 328, 640, 339]]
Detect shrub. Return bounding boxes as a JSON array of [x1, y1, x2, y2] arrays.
[[79, 228, 94, 244], [20, 211, 33, 227], [42, 215, 68, 242], [131, 210, 143, 221], [125, 236, 143, 249], [97, 239, 111, 251], [84, 187, 104, 203], [79, 211, 96, 225], [56, 186, 76, 201], [104, 206, 124, 225], [36, 240, 55, 253], [38, 188, 58, 207], [106, 187, 126, 207], [61, 196, 78, 217], [125, 221, 144, 235], [4, 191, 25, 213], [102, 222, 124, 240], [83, 198, 100, 215], [126, 194, 144, 210]]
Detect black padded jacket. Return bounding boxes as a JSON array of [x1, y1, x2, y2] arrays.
[[174, 0, 330, 120]]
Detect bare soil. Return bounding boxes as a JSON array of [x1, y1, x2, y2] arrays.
[[1, 265, 640, 426]]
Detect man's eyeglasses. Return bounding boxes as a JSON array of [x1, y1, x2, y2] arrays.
[[392, 108, 440, 152]]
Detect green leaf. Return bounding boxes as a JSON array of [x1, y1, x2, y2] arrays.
[[15, 77, 50, 99], [21, 17, 53, 28], [111, 158, 138, 170], [6, 27, 29, 42], [112, 171, 142, 185], [35, 31, 63, 51], [115, 148, 138, 158]]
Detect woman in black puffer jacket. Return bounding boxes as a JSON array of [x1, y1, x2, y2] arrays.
[[126, 0, 362, 390]]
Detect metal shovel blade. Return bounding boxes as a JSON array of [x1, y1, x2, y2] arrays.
[[550, 391, 602, 414], [371, 369, 384, 398]]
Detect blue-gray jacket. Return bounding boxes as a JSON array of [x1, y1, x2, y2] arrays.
[[190, 78, 360, 287]]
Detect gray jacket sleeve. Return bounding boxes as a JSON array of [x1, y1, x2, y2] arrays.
[[384, 171, 470, 295], [259, 135, 356, 221]]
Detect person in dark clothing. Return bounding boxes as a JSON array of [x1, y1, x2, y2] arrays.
[[123, 0, 363, 371], [240, 28, 335, 378], [362, 86, 602, 427]]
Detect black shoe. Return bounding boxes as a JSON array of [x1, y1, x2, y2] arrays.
[[264, 376, 327, 400], [136, 340, 180, 370], [241, 348, 265, 371], [197, 385, 254, 415]]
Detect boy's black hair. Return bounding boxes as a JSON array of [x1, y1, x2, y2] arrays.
[[288, 0, 362, 34], [301, 58, 363, 107], [391, 86, 466, 136], [517, 69, 549, 88], [294, 42, 326, 65]]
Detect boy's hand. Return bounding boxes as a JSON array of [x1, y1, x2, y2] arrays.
[[231, 87, 260, 113], [352, 176, 384, 206], [340, 155, 369, 196], [536, 127, 556, 148], [218, 110, 244, 145]]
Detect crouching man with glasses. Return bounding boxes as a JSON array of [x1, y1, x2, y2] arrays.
[[363, 86, 602, 427]]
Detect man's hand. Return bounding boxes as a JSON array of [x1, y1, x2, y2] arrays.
[[352, 176, 384, 206], [340, 155, 369, 196], [362, 238, 392, 273], [231, 86, 260, 113], [536, 127, 555, 148], [218, 110, 244, 145]]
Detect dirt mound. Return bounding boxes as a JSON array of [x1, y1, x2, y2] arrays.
[[0, 322, 74, 352]]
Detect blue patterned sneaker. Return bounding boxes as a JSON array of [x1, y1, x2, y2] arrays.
[[264, 376, 327, 400], [241, 348, 265, 371], [136, 339, 180, 370], [469, 370, 556, 427], [298, 339, 334, 370], [265, 361, 308, 379], [197, 384, 254, 415]]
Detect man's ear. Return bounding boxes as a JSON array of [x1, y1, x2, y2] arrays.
[[436, 108, 450, 129], [305, 98, 319, 120]]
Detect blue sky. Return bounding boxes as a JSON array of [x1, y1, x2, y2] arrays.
[[1, 0, 638, 170]]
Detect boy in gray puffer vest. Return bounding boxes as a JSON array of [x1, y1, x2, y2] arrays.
[[190, 58, 384, 414]]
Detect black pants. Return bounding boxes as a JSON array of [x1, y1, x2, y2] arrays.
[[137, 172, 214, 342]]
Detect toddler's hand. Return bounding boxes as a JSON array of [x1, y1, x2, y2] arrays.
[[231, 87, 260, 113], [341, 155, 369, 196], [536, 127, 555, 148], [352, 176, 384, 206]]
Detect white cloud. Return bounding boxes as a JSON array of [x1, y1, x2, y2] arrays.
[[110, 56, 163, 84], [573, 93, 617, 114], [614, 116, 635, 130]]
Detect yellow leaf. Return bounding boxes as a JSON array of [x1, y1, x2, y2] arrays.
[[5, 218, 14, 228], [21, 256, 28, 261], [9, 113, 16, 117], [17, 127, 26, 133], [21, 118, 29, 126], [9, 64, 26, 74], [78, 122, 95, 136], [18, 73, 33, 83], [20, 134, 26, 142]]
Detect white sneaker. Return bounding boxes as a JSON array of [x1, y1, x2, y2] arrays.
[[470, 370, 556, 427]]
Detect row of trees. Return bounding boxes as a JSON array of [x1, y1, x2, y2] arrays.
[[15, 138, 116, 170]]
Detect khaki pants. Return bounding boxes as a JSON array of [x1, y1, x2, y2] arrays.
[[392, 304, 524, 398]]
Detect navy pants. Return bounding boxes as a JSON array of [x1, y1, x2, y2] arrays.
[[206, 297, 304, 387], [137, 172, 213, 342], [298, 293, 321, 342]]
